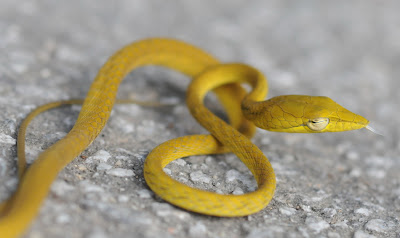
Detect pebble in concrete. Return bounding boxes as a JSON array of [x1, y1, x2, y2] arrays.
[[106, 168, 135, 177], [305, 215, 330, 233], [189, 170, 211, 184], [0, 133, 16, 144], [85, 150, 111, 164], [365, 219, 389, 233]]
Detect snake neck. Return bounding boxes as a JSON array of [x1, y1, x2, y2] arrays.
[[241, 98, 274, 130]]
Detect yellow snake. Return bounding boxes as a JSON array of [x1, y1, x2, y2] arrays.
[[0, 38, 369, 237]]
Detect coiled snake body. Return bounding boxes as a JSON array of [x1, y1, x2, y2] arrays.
[[0, 38, 369, 237]]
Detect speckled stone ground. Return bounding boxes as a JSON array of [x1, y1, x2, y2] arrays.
[[0, 1, 399, 238]]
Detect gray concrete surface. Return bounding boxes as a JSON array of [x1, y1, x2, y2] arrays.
[[0, 1, 399, 237]]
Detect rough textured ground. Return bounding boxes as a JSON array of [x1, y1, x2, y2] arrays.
[[0, 1, 399, 237]]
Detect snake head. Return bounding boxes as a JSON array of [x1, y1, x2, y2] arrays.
[[251, 95, 369, 133]]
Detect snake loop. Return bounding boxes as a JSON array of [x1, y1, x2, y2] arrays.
[[0, 38, 369, 238]]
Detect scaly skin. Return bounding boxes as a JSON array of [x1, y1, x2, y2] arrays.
[[0, 38, 369, 237]]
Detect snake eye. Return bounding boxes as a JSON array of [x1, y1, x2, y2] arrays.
[[306, 118, 329, 131]]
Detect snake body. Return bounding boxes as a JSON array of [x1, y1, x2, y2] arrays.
[[0, 38, 369, 237]]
